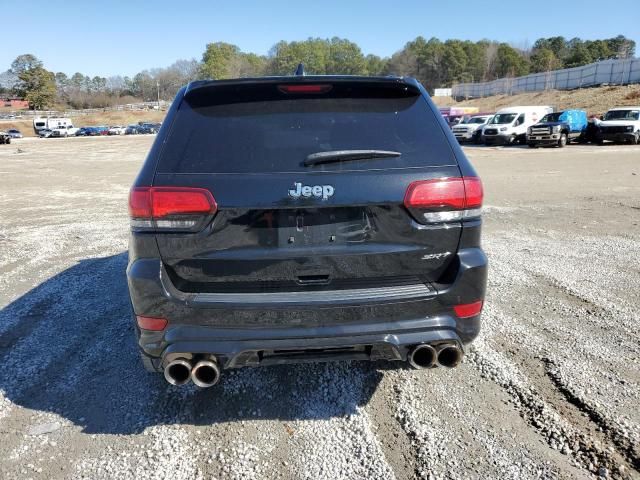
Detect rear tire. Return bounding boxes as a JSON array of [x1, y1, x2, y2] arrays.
[[558, 133, 567, 148]]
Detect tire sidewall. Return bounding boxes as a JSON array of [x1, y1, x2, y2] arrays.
[[558, 133, 567, 148]]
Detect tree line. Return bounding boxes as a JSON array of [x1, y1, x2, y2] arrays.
[[1, 35, 635, 110]]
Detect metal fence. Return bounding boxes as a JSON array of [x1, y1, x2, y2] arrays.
[[451, 58, 640, 98], [0, 101, 170, 120]]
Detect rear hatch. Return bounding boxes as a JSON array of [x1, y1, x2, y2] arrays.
[[151, 79, 463, 297]]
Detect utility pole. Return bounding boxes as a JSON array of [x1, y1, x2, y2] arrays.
[[156, 80, 160, 109]]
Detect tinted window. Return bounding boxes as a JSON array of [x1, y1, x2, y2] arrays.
[[158, 82, 456, 173], [604, 110, 639, 121], [490, 114, 517, 124], [541, 112, 562, 122]]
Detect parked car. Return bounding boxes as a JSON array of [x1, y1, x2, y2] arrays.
[[125, 124, 141, 135], [137, 125, 154, 134], [483, 106, 553, 145], [127, 75, 487, 387], [439, 107, 480, 128], [38, 128, 54, 138], [95, 126, 110, 136], [77, 127, 100, 136], [138, 122, 161, 133], [0, 131, 11, 144], [6, 129, 23, 139], [596, 107, 640, 144], [527, 110, 588, 148], [582, 116, 602, 144], [452, 115, 493, 144], [108, 125, 127, 135]]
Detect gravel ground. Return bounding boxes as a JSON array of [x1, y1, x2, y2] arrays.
[[0, 136, 638, 480]]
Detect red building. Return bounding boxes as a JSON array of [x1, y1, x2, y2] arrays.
[[2, 98, 29, 109]]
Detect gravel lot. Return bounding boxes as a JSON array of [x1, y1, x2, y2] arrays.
[[0, 136, 638, 480]]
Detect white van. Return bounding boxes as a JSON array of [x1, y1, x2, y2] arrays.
[[33, 117, 74, 135], [597, 107, 640, 144], [483, 106, 553, 145]]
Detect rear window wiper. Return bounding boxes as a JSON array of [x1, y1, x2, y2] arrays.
[[304, 150, 401, 167]]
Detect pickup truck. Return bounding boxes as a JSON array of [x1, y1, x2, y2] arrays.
[[527, 110, 587, 148], [50, 125, 79, 137], [452, 114, 493, 144], [596, 107, 640, 144]]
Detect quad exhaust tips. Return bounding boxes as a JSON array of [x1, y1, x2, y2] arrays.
[[191, 359, 221, 388], [408, 344, 463, 369], [163, 357, 221, 387]]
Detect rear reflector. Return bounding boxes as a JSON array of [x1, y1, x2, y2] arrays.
[[278, 84, 332, 94], [404, 177, 483, 223], [136, 315, 168, 331], [128, 187, 217, 231], [453, 300, 483, 318], [462, 177, 483, 208]]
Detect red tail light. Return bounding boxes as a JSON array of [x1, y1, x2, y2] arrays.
[[404, 177, 483, 223], [136, 315, 168, 331], [453, 300, 484, 318], [278, 84, 332, 94], [462, 177, 483, 208], [128, 187, 217, 231]]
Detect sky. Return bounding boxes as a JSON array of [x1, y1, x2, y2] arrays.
[[2, 0, 639, 77]]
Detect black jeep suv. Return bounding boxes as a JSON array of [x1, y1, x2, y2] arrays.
[[127, 75, 487, 387]]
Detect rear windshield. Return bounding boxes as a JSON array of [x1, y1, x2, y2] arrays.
[[157, 82, 456, 173]]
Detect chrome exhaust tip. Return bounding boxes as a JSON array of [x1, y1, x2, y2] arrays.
[[408, 344, 437, 369], [191, 359, 221, 388], [437, 345, 463, 368], [164, 358, 192, 386]]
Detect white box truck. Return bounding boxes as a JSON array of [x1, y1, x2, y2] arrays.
[[483, 106, 553, 146], [33, 117, 74, 135]]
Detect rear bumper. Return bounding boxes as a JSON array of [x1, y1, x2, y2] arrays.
[[127, 247, 487, 371], [148, 316, 475, 370]]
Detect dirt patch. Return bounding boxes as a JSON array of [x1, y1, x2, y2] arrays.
[[433, 84, 640, 116]]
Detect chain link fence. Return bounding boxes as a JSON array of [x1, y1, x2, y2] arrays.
[[451, 58, 640, 98]]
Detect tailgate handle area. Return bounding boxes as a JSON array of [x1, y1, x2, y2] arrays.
[[297, 274, 331, 285]]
